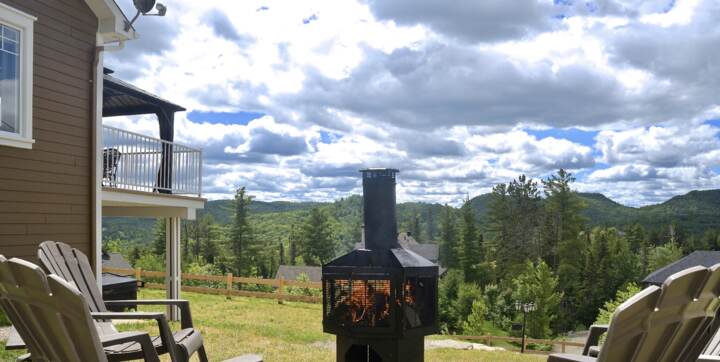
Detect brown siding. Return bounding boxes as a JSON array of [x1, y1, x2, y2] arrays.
[[0, 0, 96, 263]]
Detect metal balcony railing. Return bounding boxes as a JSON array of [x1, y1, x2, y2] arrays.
[[102, 125, 202, 197]]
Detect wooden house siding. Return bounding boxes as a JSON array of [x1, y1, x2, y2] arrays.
[[0, 0, 97, 263]]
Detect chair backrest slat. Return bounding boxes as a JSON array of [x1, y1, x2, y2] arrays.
[[0, 256, 107, 362], [38, 241, 108, 313], [598, 264, 720, 362]]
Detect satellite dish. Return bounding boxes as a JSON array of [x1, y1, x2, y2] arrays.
[[133, 0, 156, 14], [125, 0, 167, 31]]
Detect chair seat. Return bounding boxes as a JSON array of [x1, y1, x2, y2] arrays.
[[106, 328, 203, 361]]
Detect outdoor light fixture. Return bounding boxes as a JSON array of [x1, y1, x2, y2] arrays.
[[515, 301, 536, 353], [125, 0, 167, 31]]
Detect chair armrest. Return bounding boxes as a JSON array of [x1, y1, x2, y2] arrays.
[[582, 325, 608, 356], [91, 311, 180, 361], [105, 299, 195, 329], [100, 332, 160, 362], [698, 356, 720, 362], [547, 353, 597, 362], [91, 312, 165, 320]]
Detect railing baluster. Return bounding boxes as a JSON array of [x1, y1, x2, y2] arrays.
[[101, 126, 201, 196]]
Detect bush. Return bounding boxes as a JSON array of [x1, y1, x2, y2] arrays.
[[594, 283, 642, 326], [286, 273, 321, 297], [462, 299, 487, 335]]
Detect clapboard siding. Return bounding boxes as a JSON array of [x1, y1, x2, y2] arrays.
[[0, 0, 96, 260]]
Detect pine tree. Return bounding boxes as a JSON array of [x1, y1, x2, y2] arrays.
[[459, 199, 480, 282], [300, 208, 336, 266], [152, 218, 166, 257], [279, 240, 285, 265], [439, 205, 459, 269], [542, 169, 587, 332], [426, 206, 436, 241], [511, 260, 562, 339], [410, 213, 422, 242], [289, 224, 298, 266], [229, 187, 253, 276]]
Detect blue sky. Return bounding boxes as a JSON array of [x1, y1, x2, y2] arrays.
[[104, 0, 720, 207]]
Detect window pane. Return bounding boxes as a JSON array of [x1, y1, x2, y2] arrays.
[[2, 26, 18, 42], [0, 26, 19, 135]]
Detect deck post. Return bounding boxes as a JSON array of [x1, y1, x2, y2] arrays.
[[166, 216, 181, 321]]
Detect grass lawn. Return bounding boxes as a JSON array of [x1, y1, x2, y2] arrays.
[[0, 289, 546, 362]]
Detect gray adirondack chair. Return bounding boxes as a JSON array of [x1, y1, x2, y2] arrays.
[[0, 255, 160, 362], [548, 263, 720, 362], [37, 241, 207, 362]]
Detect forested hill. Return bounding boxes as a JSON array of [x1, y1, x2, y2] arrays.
[[103, 189, 720, 247]]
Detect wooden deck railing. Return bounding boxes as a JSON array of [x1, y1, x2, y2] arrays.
[[102, 267, 322, 303]]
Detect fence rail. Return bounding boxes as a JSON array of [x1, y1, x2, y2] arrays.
[[102, 267, 584, 354], [102, 267, 321, 303], [102, 126, 202, 196]]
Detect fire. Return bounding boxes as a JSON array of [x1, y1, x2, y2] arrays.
[[334, 280, 391, 327]]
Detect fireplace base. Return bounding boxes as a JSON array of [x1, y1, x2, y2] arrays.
[[337, 335, 424, 362]]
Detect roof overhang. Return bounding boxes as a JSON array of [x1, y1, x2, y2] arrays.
[[83, 0, 137, 43]]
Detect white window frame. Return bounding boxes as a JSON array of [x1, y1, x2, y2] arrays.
[[0, 3, 35, 149]]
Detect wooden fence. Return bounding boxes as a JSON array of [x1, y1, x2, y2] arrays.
[[103, 267, 586, 354], [448, 334, 585, 354], [102, 267, 322, 303]]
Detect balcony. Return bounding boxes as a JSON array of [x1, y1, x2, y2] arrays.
[[102, 125, 202, 197]]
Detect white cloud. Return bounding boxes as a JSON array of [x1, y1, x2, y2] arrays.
[[104, 0, 720, 206]]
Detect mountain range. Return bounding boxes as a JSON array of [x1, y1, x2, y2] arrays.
[[103, 189, 720, 248]]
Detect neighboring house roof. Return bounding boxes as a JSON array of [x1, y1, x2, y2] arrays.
[[642, 251, 720, 286], [275, 265, 322, 282], [354, 232, 440, 263], [101, 252, 132, 270]]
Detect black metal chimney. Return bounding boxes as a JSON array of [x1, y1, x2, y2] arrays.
[[361, 168, 400, 250]]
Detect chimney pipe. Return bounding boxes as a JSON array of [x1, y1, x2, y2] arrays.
[[360, 168, 400, 250]]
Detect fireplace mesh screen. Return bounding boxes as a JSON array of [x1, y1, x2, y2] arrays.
[[401, 277, 436, 329], [324, 279, 392, 328]]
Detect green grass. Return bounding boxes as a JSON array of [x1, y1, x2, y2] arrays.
[[0, 289, 545, 362]]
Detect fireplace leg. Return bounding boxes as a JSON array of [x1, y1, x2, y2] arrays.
[[336, 335, 424, 362]]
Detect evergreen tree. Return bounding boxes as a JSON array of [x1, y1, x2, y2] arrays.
[[439, 205, 459, 269], [426, 206, 436, 241], [229, 187, 254, 276], [289, 224, 298, 266], [300, 208, 336, 266], [459, 199, 481, 282], [279, 240, 285, 265], [410, 213, 422, 242], [512, 260, 562, 339], [489, 175, 542, 278], [152, 218, 166, 256], [541, 169, 587, 331]]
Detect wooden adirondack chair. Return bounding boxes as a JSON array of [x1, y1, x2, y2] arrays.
[[37, 241, 208, 362], [0, 255, 161, 362], [548, 264, 720, 362]]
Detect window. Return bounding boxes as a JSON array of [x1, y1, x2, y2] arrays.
[[0, 3, 34, 149]]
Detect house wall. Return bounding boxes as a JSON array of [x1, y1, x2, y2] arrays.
[[0, 0, 97, 263]]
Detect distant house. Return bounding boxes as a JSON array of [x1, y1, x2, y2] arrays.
[[642, 251, 720, 286], [275, 265, 322, 282], [355, 232, 440, 263], [102, 252, 132, 270]]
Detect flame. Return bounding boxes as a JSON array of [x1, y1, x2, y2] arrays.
[[334, 280, 391, 327]]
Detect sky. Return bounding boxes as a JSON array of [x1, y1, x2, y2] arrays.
[[104, 0, 720, 207]]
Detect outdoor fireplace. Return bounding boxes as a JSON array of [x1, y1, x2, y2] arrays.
[[322, 168, 439, 362]]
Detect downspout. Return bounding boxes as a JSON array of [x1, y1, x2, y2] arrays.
[[91, 43, 104, 287]]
